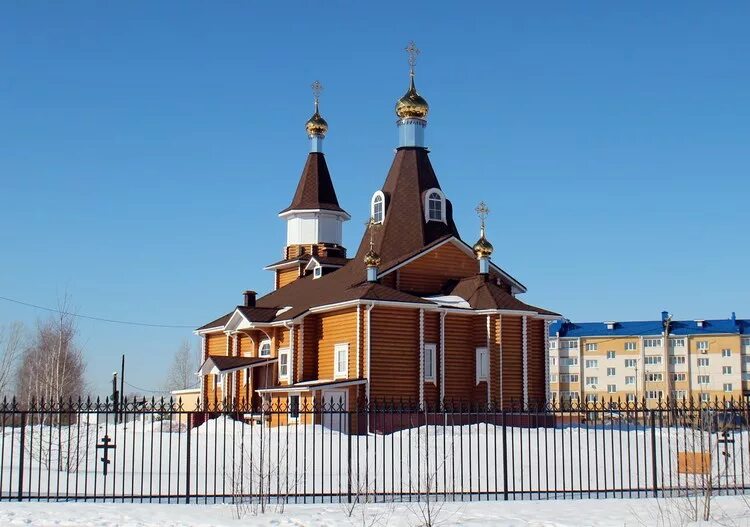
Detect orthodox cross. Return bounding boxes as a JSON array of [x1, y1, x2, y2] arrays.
[[311, 80, 323, 110], [405, 41, 420, 76], [96, 434, 116, 476], [475, 201, 490, 231], [718, 428, 735, 458]]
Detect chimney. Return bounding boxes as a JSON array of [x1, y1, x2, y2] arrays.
[[243, 290, 257, 307]]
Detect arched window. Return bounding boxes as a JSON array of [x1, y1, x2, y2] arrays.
[[424, 188, 445, 222], [259, 339, 271, 357], [371, 191, 385, 224]]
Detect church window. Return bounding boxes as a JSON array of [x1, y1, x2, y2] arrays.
[[424, 343, 436, 382], [313, 266, 323, 278], [278, 348, 289, 379], [334, 343, 349, 378], [371, 191, 385, 224], [259, 339, 271, 357], [475, 347, 488, 383], [424, 188, 446, 222]]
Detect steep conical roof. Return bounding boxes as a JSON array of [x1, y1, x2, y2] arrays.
[[279, 153, 347, 215]]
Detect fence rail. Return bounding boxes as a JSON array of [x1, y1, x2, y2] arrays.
[[1, 397, 749, 503]]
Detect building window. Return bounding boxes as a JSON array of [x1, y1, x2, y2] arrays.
[[259, 339, 271, 357], [585, 376, 598, 386], [561, 357, 578, 367], [742, 337, 750, 348], [560, 340, 579, 350], [550, 374, 558, 383], [550, 357, 557, 366], [697, 358, 709, 367], [624, 342, 637, 351], [644, 338, 662, 348], [669, 338, 686, 348], [625, 359, 637, 368], [743, 372, 750, 381], [606, 351, 616, 359], [585, 359, 598, 368], [697, 341, 709, 351], [607, 384, 617, 393], [697, 375, 710, 385], [424, 188, 445, 222], [646, 373, 663, 382], [700, 393, 710, 403], [424, 343, 437, 382], [313, 266, 323, 279], [560, 374, 579, 383], [669, 356, 686, 365], [723, 366, 732, 375], [585, 343, 598, 352], [607, 367, 616, 376], [625, 376, 635, 385], [278, 348, 289, 379], [672, 390, 686, 400], [672, 373, 686, 382], [724, 383, 733, 393], [647, 390, 663, 400], [722, 348, 732, 358], [644, 356, 662, 365], [549, 340, 557, 349], [475, 347, 488, 383], [288, 395, 300, 420], [334, 343, 349, 378], [626, 393, 636, 403], [585, 394, 597, 403], [371, 191, 385, 224]]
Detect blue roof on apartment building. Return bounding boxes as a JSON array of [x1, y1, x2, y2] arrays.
[[550, 315, 750, 338]]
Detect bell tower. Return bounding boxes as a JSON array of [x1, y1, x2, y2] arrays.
[[270, 81, 350, 288]]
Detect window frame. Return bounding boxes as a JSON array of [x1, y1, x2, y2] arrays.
[[424, 343, 437, 383], [278, 348, 290, 380], [259, 339, 272, 358], [370, 191, 385, 224], [423, 188, 446, 223], [475, 347, 488, 384], [334, 343, 349, 379], [288, 394, 300, 420], [624, 342, 637, 351]]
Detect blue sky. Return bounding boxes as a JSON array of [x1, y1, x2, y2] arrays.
[[1, 2, 748, 396]]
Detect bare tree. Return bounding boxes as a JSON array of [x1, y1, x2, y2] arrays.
[[164, 339, 199, 393], [15, 296, 86, 409], [0, 321, 25, 397]]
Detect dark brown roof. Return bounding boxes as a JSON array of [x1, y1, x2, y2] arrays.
[[264, 255, 310, 269], [279, 153, 347, 215], [449, 275, 560, 316], [308, 256, 350, 267], [349, 147, 459, 275], [203, 356, 274, 372], [196, 312, 233, 331], [237, 306, 279, 323]]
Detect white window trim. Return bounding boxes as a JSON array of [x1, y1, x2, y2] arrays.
[[313, 266, 323, 279], [475, 347, 488, 384], [424, 343, 437, 383], [334, 343, 349, 379], [278, 347, 290, 380], [423, 187, 446, 224], [371, 191, 385, 224], [259, 339, 272, 357]]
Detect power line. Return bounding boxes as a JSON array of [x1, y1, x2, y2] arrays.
[[123, 380, 168, 395], [0, 295, 196, 329]]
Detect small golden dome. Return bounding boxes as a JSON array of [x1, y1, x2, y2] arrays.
[[305, 107, 328, 137], [473, 235, 493, 259], [364, 248, 381, 267], [395, 76, 429, 120]]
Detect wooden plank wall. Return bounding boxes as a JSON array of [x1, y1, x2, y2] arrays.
[[206, 333, 228, 356], [490, 315, 502, 404], [369, 307, 419, 402], [423, 311, 440, 407], [397, 243, 478, 294], [316, 308, 357, 380], [301, 316, 318, 381], [472, 315, 488, 403], [501, 316, 523, 406], [276, 267, 300, 289], [443, 314, 474, 403], [528, 318, 546, 405]]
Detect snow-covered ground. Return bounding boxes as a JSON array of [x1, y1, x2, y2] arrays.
[[1, 496, 750, 526]]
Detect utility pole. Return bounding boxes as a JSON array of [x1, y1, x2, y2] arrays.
[[111, 372, 119, 423], [119, 354, 125, 424], [662, 312, 673, 399]]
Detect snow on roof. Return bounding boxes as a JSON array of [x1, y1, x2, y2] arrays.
[[422, 295, 471, 309]]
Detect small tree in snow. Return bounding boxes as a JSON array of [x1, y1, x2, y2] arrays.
[[164, 339, 199, 393], [0, 321, 25, 397]]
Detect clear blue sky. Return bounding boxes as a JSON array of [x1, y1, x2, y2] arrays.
[[1, 2, 748, 397]]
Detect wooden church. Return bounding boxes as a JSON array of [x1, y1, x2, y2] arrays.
[[195, 45, 559, 424]]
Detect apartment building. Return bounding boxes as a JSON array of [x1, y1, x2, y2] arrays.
[[548, 312, 750, 407]]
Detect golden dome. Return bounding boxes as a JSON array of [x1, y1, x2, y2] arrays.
[[305, 105, 328, 137], [395, 76, 429, 120], [473, 235, 494, 259], [364, 248, 381, 267]]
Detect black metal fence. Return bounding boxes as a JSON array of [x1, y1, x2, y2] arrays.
[[0, 397, 749, 503]]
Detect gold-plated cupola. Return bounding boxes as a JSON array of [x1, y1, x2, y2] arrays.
[[395, 42, 429, 120], [305, 80, 328, 137]]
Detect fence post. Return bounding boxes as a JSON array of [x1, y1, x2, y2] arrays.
[[185, 418, 191, 504], [347, 426, 352, 503], [17, 413, 26, 502], [502, 409, 508, 501], [649, 409, 658, 498]]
